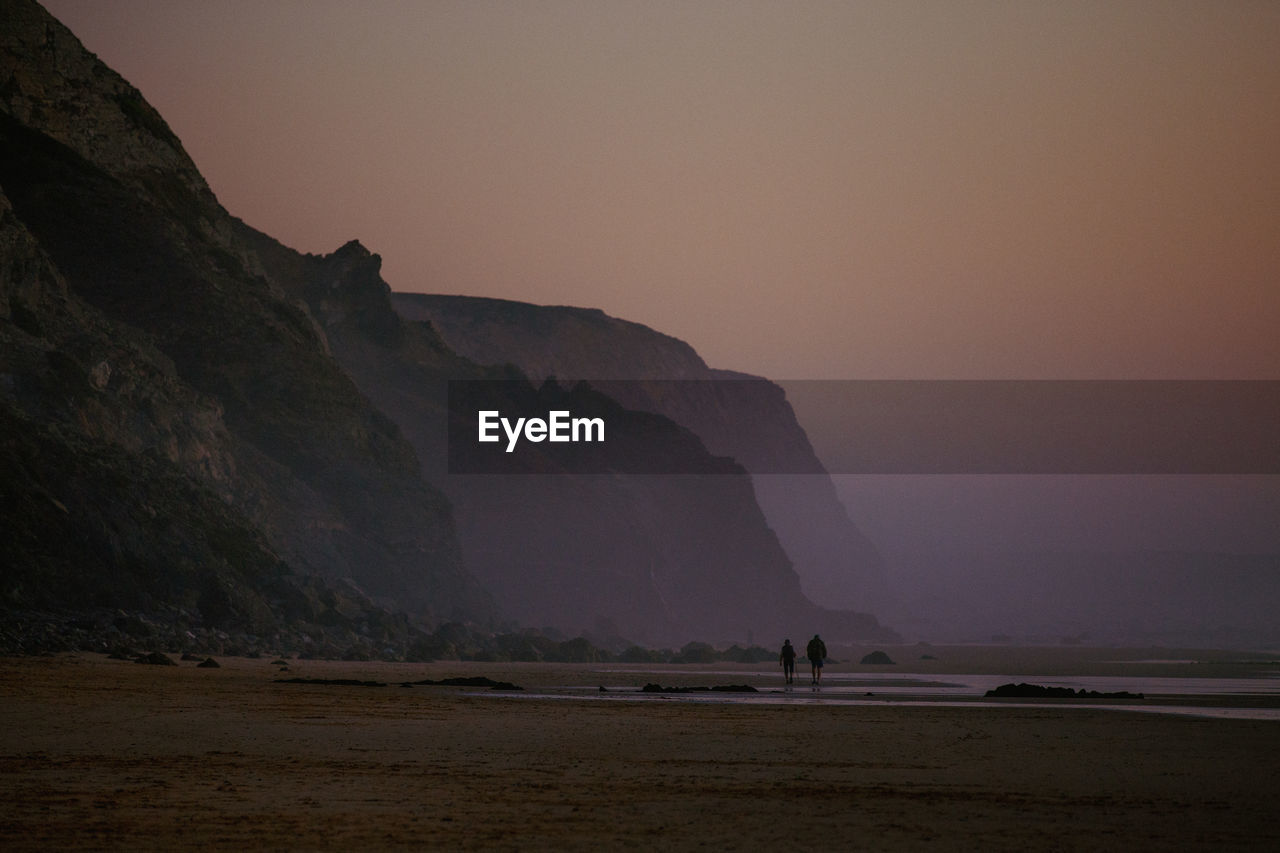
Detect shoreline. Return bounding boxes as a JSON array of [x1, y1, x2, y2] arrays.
[[3, 652, 1279, 850]]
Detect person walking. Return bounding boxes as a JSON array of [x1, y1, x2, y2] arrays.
[[806, 634, 827, 685], [779, 639, 797, 685]]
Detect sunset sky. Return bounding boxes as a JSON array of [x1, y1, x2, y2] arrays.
[[44, 0, 1280, 381]]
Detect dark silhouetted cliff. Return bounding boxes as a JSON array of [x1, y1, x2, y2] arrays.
[[241, 228, 897, 644], [2, 0, 895, 647], [392, 293, 887, 610], [0, 0, 487, 627]]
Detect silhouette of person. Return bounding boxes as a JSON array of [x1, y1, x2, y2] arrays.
[[779, 639, 797, 684], [806, 634, 827, 685]]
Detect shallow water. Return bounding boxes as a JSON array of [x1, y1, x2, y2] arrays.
[[493, 691, 1280, 720], [512, 668, 1280, 720], [597, 668, 1280, 696]]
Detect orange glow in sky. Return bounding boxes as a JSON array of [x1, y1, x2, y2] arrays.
[[43, 0, 1280, 379]]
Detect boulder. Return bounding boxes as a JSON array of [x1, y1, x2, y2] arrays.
[[134, 651, 176, 666]]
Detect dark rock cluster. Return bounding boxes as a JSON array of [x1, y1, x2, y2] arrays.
[[640, 683, 758, 694], [275, 678, 386, 687], [985, 683, 1144, 700], [134, 651, 176, 666], [401, 677, 522, 691], [860, 650, 896, 665], [0, 605, 789, 667], [0, 604, 451, 661]]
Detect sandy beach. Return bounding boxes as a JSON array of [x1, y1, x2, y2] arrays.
[[2, 649, 1278, 851]]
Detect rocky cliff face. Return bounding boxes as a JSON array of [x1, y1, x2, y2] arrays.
[[2, 0, 894, 647], [392, 294, 887, 610], [242, 228, 896, 644], [1, 183, 278, 628], [0, 0, 487, 624]]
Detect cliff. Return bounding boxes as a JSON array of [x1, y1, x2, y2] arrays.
[[392, 293, 887, 609], [241, 227, 896, 644], [2, 0, 895, 647], [0, 0, 487, 625]]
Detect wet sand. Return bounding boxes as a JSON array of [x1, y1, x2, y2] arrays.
[[2, 651, 1278, 850]]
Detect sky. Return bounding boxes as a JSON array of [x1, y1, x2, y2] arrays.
[[43, 0, 1280, 381]]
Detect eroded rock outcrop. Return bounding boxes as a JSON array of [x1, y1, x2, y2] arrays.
[[1, 0, 487, 626]]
